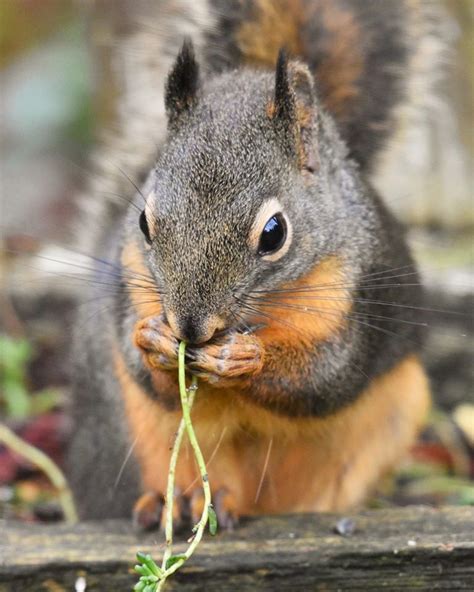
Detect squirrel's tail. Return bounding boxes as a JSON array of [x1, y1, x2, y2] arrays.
[[205, 0, 449, 172]]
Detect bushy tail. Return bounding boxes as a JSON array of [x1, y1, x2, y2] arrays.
[[206, 0, 449, 171]]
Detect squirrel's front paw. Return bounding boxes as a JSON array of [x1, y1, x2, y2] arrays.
[[134, 315, 179, 371], [187, 332, 264, 386]]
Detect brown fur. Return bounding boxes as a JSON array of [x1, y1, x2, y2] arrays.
[[314, 1, 363, 118], [237, 0, 305, 65], [256, 255, 350, 347], [237, 0, 363, 118], [121, 238, 162, 318]]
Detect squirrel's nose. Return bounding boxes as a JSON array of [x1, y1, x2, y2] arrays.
[[181, 317, 203, 344], [167, 311, 224, 345]]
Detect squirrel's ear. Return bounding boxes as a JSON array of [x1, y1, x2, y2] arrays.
[[165, 39, 200, 128], [270, 49, 318, 172]]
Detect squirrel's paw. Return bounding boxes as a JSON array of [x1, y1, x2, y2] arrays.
[[133, 487, 190, 533], [190, 487, 239, 531], [132, 487, 238, 532], [134, 315, 179, 371], [187, 332, 263, 386], [214, 487, 239, 531], [132, 490, 165, 531]]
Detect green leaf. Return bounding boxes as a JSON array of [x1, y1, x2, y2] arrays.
[[165, 554, 187, 570], [134, 564, 151, 577], [208, 504, 218, 536], [136, 552, 162, 577], [133, 581, 146, 592]]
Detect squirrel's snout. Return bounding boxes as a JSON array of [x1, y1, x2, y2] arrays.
[[166, 310, 225, 345]]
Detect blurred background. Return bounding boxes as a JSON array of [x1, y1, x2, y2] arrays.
[[0, 0, 473, 521]]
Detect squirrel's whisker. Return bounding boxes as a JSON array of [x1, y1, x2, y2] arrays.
[[98, 190, 143, 214], [250, 281, 428, 295], [9, 248, 156, 286], [246, 269, 424, 294], [238, 297, 423, 347], [229, 308, 254, 334], [115, 165, 148, 206], [113, 435, 139, 491], [236, 300, 318, 341], [243, 299, 429, 327], [238, 301, 372, 381], [73, 296, 162, 334], [244, 293, 466, 317], [357, 263, 417, 280], [238, 299, 372, 380]]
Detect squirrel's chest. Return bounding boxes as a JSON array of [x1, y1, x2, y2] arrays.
[[119, 354, 429, 514]]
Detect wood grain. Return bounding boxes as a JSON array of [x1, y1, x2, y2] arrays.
[[1, 506, 473, 591]]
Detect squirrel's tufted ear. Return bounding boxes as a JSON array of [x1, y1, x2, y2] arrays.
[[165, 39, 200, 128], [269, 49, 318, 172]]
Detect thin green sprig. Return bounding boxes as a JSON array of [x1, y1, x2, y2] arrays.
[[134, 341, 216, 591]]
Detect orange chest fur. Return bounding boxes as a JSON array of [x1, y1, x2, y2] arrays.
[[115, 348, 429, 514]]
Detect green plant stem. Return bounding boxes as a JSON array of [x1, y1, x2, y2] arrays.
[[155, 342, 211, 590], [0, 422, 78, 524], [160, 395, 195, 572]]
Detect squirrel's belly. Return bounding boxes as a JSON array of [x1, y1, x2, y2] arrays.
[[241, 354, 431, 513], [115, 349, 430, 514]]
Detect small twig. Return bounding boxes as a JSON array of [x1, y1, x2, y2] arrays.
[[160, 385, 196, 573], [0, 422, 78, 524], [135, 342, 214, 592], [158, 342, 212, 582]]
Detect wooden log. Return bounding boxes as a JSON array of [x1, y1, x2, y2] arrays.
[[1, 506, 473, 591]]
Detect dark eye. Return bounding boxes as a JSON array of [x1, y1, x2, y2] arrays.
[[258, 213, 287, 256], [139, 210, 152, 245]]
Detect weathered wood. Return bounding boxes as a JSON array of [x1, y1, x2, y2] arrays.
[[1, 506, 473, 591]]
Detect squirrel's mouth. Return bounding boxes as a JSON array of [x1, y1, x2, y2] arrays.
[[163, 305, 266, 345], [164, 308, 227, 344]]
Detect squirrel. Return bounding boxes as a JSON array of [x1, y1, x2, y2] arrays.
[[67, 0, 444, 528]]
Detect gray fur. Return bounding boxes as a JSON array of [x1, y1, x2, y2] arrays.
[[146, 68, 366, 336]]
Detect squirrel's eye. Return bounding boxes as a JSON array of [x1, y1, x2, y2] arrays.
[[139, 210, 152, 245], [258, 213, 287, 256]]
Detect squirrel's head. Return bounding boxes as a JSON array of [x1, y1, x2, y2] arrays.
[[138, 40, 346, 344]]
